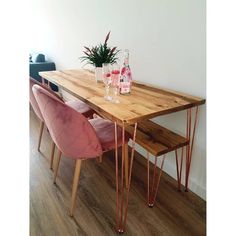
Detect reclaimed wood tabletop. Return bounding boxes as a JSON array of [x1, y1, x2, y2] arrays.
[[39, 69, 205, 126]]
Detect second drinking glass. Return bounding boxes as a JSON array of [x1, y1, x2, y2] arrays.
[[111, 63, 120, 103], [102, 63, 112, 101]]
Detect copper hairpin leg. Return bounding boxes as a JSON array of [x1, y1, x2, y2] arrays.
[[115, 122, 137, 233], [41, 77, 45, 85], [147, 152, 166, 207], [41, 77, 49, 87], [185, 106, 199, 192], [175, 148, 184, 191]]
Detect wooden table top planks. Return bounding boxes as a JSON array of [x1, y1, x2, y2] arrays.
[[39, 69, 205, 126]]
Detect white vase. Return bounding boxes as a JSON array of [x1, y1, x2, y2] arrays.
[[95, 67, 103, 82]]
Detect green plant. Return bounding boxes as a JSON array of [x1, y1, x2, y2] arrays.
[[80, 32, 120, 67]]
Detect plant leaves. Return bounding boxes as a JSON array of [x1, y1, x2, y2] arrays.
[[80, 31, 120, 67], [84, 46, 91, 52], [83, 51, 90, 56]]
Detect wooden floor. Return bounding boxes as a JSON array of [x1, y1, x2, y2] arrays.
[[30, 111, 206, 236]]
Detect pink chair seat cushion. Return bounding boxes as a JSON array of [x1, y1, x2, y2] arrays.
[[89, 118, 129, 152], [65, 100, 94, 118]]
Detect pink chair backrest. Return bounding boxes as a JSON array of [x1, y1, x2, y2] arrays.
[[29, 78, 44, 121], [29, 77, 63, 121], [32, 84, 103, 159]]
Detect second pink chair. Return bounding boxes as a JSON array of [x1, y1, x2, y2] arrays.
[[32, 84, 129, 216], [30, 77, 94, 169]]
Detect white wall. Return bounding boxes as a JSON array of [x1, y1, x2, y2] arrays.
[[30, 0, 206, 199]]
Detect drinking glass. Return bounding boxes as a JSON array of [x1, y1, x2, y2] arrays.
[[111, 63, 120, 103], [102, 63, 112, 101]]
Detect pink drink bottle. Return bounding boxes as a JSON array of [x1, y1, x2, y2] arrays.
[[120, 49, 132, 94]]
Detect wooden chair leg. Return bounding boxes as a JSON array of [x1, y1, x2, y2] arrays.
[[37, 121, 44, 151], [70, 159, 82, 216], [50, 142, 56, 170], [53, 150, 62, 184], [124, 143, 129, 189]]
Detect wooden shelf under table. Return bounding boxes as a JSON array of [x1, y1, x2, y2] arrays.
[[125, 120, 189, 157]]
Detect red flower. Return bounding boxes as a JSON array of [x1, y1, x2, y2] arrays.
[[110, 47, 117, 54], [104, 31, 111, 44]]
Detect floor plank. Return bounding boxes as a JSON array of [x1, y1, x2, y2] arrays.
[[30, 111, 206, 236]]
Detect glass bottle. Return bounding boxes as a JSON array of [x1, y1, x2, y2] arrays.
[[120, 49, 132, 94]]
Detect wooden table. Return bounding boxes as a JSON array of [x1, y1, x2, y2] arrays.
[[39, 69, 205, 232]]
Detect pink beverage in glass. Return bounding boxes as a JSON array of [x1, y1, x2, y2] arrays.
[[111, 64, 120, 103], [102, 63, 112, 101], [111, 69, 120, 87], [103, 72, 111, 86]]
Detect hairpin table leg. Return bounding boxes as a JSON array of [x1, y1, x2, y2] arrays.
[[147, 152, 150, 205], [175, 150, 181, 191], [179, 147, 184, 189], [147, 154, 166, 207], [114, 122, 119, 230], [175, 148, 184, 192], [185, 106, 199, 192], [115, 122, 137, 233], [41, 77, 45, 85], [41, 76, 49, 87]]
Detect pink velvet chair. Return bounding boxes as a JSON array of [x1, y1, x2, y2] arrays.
[[30, 77, 95, 169], [32, 84, 129, 216]]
